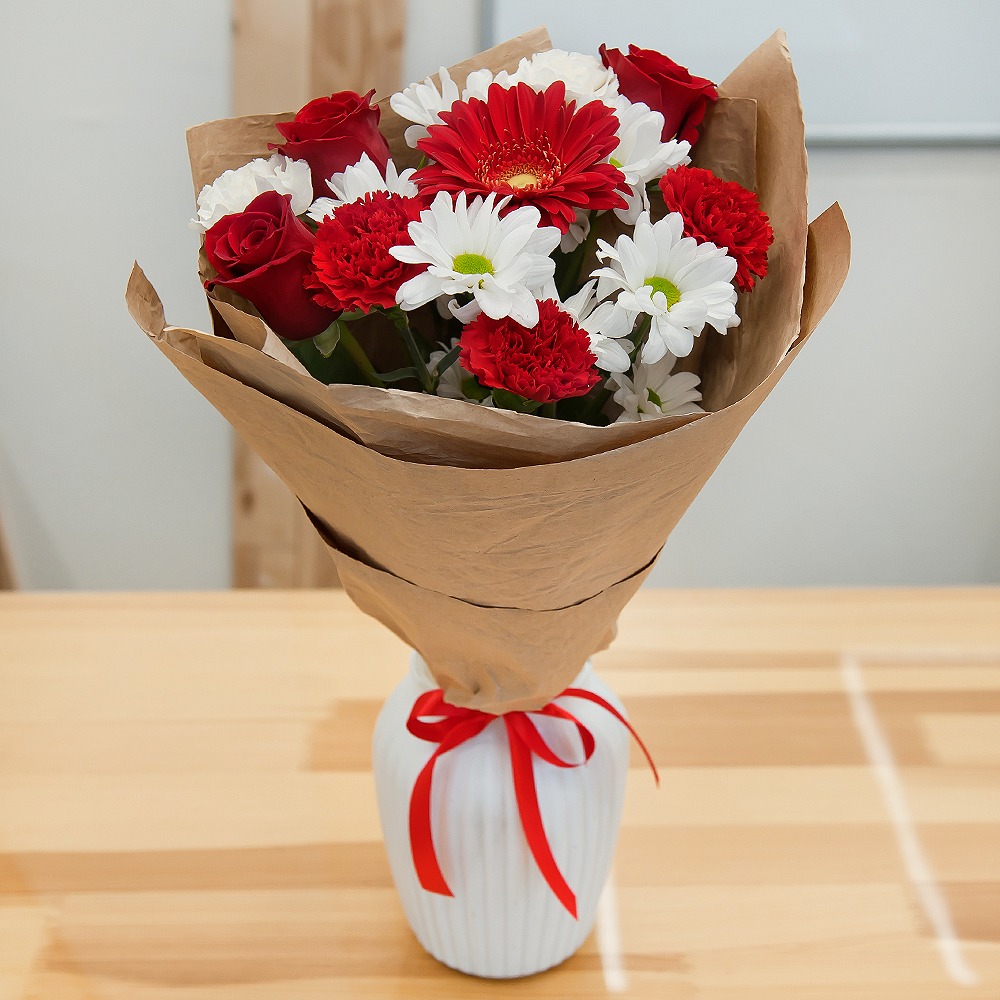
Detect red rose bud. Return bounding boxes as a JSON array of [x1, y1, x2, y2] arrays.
[[460, 299, 601, 405], [658, 166, 774, 292], [204, 190, 338, 341], [270, 90, 392, 200], [307, 191, 426, 314], [600, 43, 717, 145]]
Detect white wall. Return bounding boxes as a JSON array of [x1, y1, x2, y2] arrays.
[[0, 2, 233, 589], [0, 1, 483, 591], [652, 146, 1000, 586], [1, 3, 997, 590]]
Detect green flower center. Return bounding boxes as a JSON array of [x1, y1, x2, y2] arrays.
[[452, 252, 494, 276], [644, 275, 681, 309], [609, 157, 623, 169]]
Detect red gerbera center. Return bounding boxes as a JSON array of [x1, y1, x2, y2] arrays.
[[658, 165, 774, 292], [460, 298, 601, 404], [307, 191, 425, 314], [415, 82, 628, 233]]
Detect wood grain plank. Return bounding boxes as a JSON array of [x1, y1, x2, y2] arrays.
[[1, 589, 998, 996]]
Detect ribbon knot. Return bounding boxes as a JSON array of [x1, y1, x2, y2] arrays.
[[406, 686, 658, 919]]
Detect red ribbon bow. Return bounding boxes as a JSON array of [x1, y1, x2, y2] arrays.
[[406, 686, 658, 919]]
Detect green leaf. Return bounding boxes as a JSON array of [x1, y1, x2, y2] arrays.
[[429, 344, 461, 379], [378, 367, 421, 384], [491, 388, 542, 414], [312, 321, 342, 358], [461, 376, 491, 402]]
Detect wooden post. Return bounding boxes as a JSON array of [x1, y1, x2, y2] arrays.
[[230, 0, 406, 588], [0, 513, 15, 590]]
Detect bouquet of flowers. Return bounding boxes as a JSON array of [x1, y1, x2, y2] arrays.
[[187, 35, 772, 425], [127, 26, 849, 978]]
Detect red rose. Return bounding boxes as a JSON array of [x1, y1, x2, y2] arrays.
[[460, 299, 601, 405], [270, 90, 391, 200], [307, 191, 426, 314], [600, 44, 717, 145], [204, 190, 337, 341]]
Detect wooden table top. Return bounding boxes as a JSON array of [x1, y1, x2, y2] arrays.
[[1, 588, 998, 998]]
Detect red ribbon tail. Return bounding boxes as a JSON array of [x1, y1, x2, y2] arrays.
[[505, 716, 578, 919], [408, 749, 454, 897], [562, 687, 660, 786]]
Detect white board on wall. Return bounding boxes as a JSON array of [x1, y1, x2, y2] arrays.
[[483, 0, 1000, 142]]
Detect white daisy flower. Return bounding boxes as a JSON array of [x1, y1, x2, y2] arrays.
[[189, 154, 312, 232], [540, 279, 633, 373], [593, 211, 739, 364], [610, 97, 691, 224], [389, 66, 498, 147], [610, 355, 705, 422], [390, 191, 560, 329], [427, 339, 494, 406], [560, 208, 591, 253], [307, 155, 418, 223], [506, 49, 619, 105]]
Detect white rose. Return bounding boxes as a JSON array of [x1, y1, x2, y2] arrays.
[[506, 49, 619, 105]]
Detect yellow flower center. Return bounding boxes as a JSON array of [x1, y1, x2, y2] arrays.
[[506, 171, 540, 189], [644, 276, 681, 308], [452, 252, 494, 276]]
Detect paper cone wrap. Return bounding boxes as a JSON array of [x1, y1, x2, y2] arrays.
[[127, 30, 850, 714]]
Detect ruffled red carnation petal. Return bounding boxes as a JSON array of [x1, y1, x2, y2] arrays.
[[658, 166, 773, 292], [459, 298, 601, 404], [307, 191, 425, 314], [414, 82, 628, 233]]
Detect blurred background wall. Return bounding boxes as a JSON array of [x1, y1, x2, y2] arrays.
[[0, 0, 997, 590]]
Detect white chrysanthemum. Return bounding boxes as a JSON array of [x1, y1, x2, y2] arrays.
[[594, 211, 739, 363], [506, 48, 619, 105], [307, 155, 418, 222], [389, 66, 498, 147], [611, 355, 704, 422], [390, 191, 560, 328], [542, 280, 633, 373], [427, 339, 494, 406], [189, 154, 312, 231], [610, 97, 691, 224]]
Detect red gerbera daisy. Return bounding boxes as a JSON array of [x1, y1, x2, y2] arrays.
[[460, 298, 601, 404], [658, 166, 774, 292], [414, 82, 628, 233], [307, 191, 425, 314]]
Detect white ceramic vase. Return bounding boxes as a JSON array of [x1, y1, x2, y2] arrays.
[[372, 651, 631, 979]]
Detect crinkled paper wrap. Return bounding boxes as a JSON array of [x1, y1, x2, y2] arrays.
[[127, 28, 850, 713]]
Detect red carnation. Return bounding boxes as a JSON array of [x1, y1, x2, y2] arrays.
[[414, 82, 627, 233], [307, 191, 425, 314], [270, 90, 391, 200], [460, 298, 601, 404], [204, 190, 338, 341], [658, 166, 774, 292], [600, 44, 717, 145]]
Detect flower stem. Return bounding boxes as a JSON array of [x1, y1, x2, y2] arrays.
[[580, 387, 612, 424], [389, 309, 434, 392], [338, 324, 384, 388], [630, 314, 652, 362]]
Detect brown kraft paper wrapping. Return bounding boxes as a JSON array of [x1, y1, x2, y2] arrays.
[[127, 30, 851, 713]]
